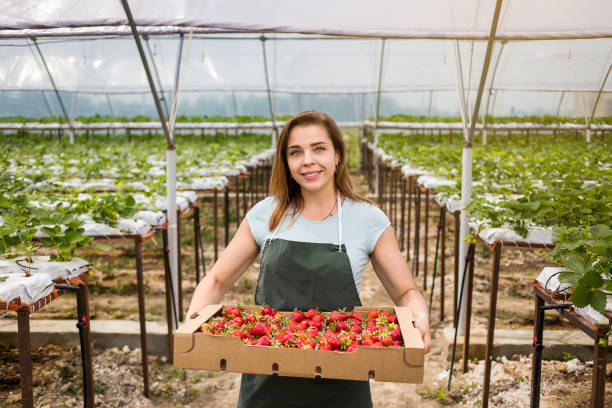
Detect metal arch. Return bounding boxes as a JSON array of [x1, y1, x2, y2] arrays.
[[40, 90, 53, 116], [483, 41, 506, 133], [587, 63, 612, 129], [555, 91, 565, 116], [120, 0, 172, 146], [260, 35, 278, 145], [453, 40, 469, 140], [373, 38, 386, 141], [105, 94, 115, 117], [466, 0, 504, 146], [173, 33, 185, 110], [30, 38, 75, 141]]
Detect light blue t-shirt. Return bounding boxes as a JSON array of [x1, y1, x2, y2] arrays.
[[245, 196, 391, 293]]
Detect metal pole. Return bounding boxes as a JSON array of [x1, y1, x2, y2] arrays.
[[373, 39, 386, 198], [586, 63, 612, 139], [120, 0, 172, 146], [483, 41, 506, 145], [144, 36, 170, 120], [173, 33, 185, 109], [555, 91, 565, 116], [260, 36, 278, 148], [31, 38, 75, 143], [458, 0, 504, 336], [40, 90, 53, 116], [105, 94, 116, 117]]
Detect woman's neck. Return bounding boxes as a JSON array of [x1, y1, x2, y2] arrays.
[[299, 185, 338, 220]]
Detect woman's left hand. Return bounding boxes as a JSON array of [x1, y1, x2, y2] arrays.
[[371, 227, 432, 353]]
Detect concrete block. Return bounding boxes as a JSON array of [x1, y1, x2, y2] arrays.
[[0, 319, 172, 357], [443, 327, 612, 363]]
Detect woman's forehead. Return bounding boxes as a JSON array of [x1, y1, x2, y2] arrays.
[[287, 124, 331, 147]]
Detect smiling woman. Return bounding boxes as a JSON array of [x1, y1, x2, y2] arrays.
[[185, 111, 430, 408]]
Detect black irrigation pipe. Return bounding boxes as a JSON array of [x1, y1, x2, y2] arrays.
[[428, 214, 443, 318], [448, 242, 475, 391]]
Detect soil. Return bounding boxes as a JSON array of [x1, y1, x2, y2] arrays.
[[1, 171, 610, 407]]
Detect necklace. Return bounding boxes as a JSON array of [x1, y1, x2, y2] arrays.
[[321, 198, 337, 221]]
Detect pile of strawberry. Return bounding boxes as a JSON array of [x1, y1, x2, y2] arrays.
[[198, 306, 404, 352]]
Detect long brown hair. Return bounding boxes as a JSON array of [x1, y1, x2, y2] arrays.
[[268, 111, 371, 230]]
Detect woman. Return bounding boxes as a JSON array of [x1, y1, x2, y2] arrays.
[[186, 111, 431, 407]]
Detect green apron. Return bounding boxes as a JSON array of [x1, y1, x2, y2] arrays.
[[238, 194, 372, 408]]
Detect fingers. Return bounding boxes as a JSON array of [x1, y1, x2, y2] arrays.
[[414, 318, 432, 354]]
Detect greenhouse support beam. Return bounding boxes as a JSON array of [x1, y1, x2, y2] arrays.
[[586, 63, 612, 141], [31, 38, 75, 143], [458, 0, 504, 341], [453, 40, 469, 139], [121, 0, 178, 332], [40, 91, 53, 116], [483, 41, 506, 145], [373, 39, 386, 198], [173, 33, 185, 109], [555, 91, 565, 116], [105, 94, 115, 117], [260, 36, 277, 149], [120, 0, 172, 145], [144, 36, 170, 120]]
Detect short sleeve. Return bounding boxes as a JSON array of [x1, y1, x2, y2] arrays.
[[364, 204, 391, 254], [245, 196, 276, 247]]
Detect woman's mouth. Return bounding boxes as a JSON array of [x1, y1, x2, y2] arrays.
[[302, 170, 322, 180]]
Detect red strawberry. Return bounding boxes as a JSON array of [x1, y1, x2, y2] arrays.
[[262, 305, 275, 316], [304, 308, 317, 319], [390, 328, 401, 341], [389, 315, 398, 324], [231, 329, 243, 339], [297, 321, 308, 331], [380, 311, 391, 320], [231, 316, 244, 326], [351, 311, 363, 322], [336, 321, 349, 332], [361, 337, 374, 347], [320, 343, 333, 351], [312, 314, 324, 323], [350, 325, 362, 334], [373, 341, 382, 348], [245, 313, 255, 323], [392, 340, 402, 346], [367, 310, 379, 320], [306, 326, 319, 338], [380, 334, 393, 347], [329, 311, 342, 323], [327, 335, 341, 350], [242, 330, 252, 340], [311, 320, 322, 330], [225, 306, 242, 318], [274, 331, 285, 343], [339, 312, 350, 321], [256, 336, 271, 346], [251, 322, 268, 337], [346, 343, 358, 353]]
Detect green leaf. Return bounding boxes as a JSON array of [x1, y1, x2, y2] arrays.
[[578, 269, 603, 289], [0, 276, 8, 282], [590, 224, 612, 239], [563, 256, 586, 274], [558, 272, 581, 286]]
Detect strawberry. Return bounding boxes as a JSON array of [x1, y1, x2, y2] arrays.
[[367, 309, 379, 320], [328, 311, 342, 323], [373, 341, 383, 348], [379, 334, 393, 347], [327, 335, 341, 350], [346, 343, 359, 353], [262, 305, 275, 316], [242, 330, 252, 341], [245, 313, 255, 323], [320, 343, 333, 351], [304, 308, 317, 319], [256, 336, 271, 346], [390, 328, 401, 341], [379, 311, 390, 320], [351, 311, 363, 322], [296, 320, 308, 331], [312, 314, 324, 323], [311, 320, 322, 330], [392, 340, 402, 346], [231, 329, 243, 339], [306, 326, 319, 338], [225, 306, 242, 318], [350, 325, 362, 334], [361, 337, 374, 347], [336, 321, 349, 332], [251, 322, 268, 337], [339, 312, 350, 321], [389, 315, 398, 324]]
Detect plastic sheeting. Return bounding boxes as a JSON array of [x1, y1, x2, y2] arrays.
[[3, 1, 612, 40]]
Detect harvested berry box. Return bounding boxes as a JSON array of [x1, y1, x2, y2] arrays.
[[174, 304, 424, 383]]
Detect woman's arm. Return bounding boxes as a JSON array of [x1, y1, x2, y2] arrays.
[[185, 218, 260, 319], [370, 226, 432, 353]]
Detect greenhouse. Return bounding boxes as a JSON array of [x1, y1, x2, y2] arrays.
[[0, 1, 611, 407]]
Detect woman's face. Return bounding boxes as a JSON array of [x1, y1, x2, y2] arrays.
[[286, 124, 339, 194]]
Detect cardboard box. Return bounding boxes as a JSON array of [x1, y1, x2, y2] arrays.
[[174, 305, 424, 383]]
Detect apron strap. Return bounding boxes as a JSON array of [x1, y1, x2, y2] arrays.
[[336, 192, 342, 252]]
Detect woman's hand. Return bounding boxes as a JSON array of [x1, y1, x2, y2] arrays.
[[371, 227, 432, 353], [185, 218, 259, 318]]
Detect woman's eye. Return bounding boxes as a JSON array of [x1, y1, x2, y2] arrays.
[[289, 150, 301, 156], [315, 146, 325, 152]]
